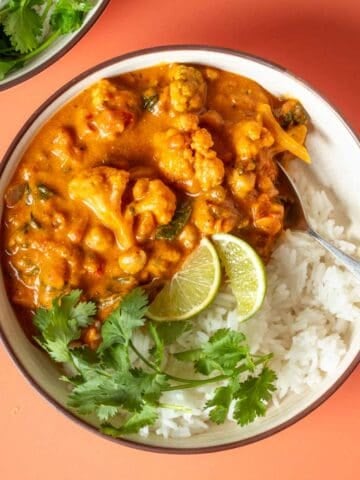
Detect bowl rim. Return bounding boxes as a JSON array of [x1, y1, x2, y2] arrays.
[[0, 0, 111, 92], [0, 44, 359, 454]]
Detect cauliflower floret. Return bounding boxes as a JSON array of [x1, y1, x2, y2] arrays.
[[154, 127, 225, 193], [10, 240, 83, 308], [75, 80, 140, 141], [51, 127, 83, 168], [172, 113, 199, 132], [118, 246, 147, 275], [169, 65, 207, 113], [192, 186, 240, 235], [232, 119, 274, 162], [132, 178, 176, 225], [68, 167, 135, 250], [85, 226, 114, 253], [91, 79, 140, 113], [227, 169, 256, 200]]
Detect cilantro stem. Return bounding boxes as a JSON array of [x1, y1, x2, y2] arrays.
[[129, 341, 161, 373], [21, 30, 61, 62], [158, 403, 193, 413], [41, 0, 53, 22], [165, 373, 207, 384], [163, 355, 272, 392]]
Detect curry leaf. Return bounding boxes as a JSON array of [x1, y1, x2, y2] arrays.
[[142, 94, 159, 113], [156, 200, 192, 240]]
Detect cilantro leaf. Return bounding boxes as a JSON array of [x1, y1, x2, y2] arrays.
[[34, 290, 95, 362], [99, 288, 147, 353], [2, 0, 42, 54], [205, 384, 233, 424], [68, 370, 167, 415], [103, 344, 130, 372], [0, 26, 16, 55], [96, 405, 119, 422], [148, 322, 164, 368], [70, 347, 101, 380], [72, 300, 97, 327], [101, 404, 158, 437], [233, 368, 277, 426], [32, 287, 277, 437], [156, 200, 192, 240], [175, 328, 250, 375], [154, 321, 191, 345], [50, 0, 93, 34], [0, 57, 21, 79], [68, 372, 144, 414], [130, 369, 168, 404]]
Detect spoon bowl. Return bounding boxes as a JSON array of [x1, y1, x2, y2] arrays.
[[277, 161, 360, 281]]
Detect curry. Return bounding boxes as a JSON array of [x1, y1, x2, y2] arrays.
[[1, 63, 309, 344]]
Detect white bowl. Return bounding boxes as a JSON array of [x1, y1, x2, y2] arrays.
[[0, 0, 110, 91], [0, 46, 359, 453]]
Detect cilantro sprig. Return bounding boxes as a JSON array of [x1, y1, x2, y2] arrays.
[[0, 0, 95, 80], [34, 288, 277, 437]]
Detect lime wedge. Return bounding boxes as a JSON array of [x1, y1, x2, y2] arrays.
[[212, 233, 267, 321], [146, 238, 221, 321]]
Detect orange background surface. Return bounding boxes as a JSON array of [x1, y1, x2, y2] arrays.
[[1, 1, 360, 479]]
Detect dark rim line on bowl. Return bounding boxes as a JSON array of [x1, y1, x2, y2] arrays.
[[0, 0, 111, 92], [0, 45, 359, 454]]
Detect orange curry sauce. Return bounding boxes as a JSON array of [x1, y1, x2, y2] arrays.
[[1, 64, 309, 344]]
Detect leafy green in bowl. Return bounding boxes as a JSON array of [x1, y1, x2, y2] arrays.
[[0, 0, 107, 86]]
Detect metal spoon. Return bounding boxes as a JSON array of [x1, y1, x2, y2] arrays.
[[277, 162, 360, 281]]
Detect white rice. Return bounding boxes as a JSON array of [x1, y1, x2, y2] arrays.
[[133, 164, 359, 439]]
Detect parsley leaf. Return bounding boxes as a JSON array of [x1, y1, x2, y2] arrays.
[[233, 368, 277, 426], [156, 200, 192, 240], [2, 0, 42, 54], [34, 290, 95, 362]]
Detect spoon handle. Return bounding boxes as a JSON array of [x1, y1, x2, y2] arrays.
[[308, 227, 360, 281]]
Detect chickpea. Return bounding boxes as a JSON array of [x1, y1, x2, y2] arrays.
[[178, 224, 199, 250], [118, 246, 147, 275], [85, 225, 114, 253]]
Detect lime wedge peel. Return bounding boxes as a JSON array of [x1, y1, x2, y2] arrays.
[[146, 238, 221, 322], [212, 233, 267, 322]]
